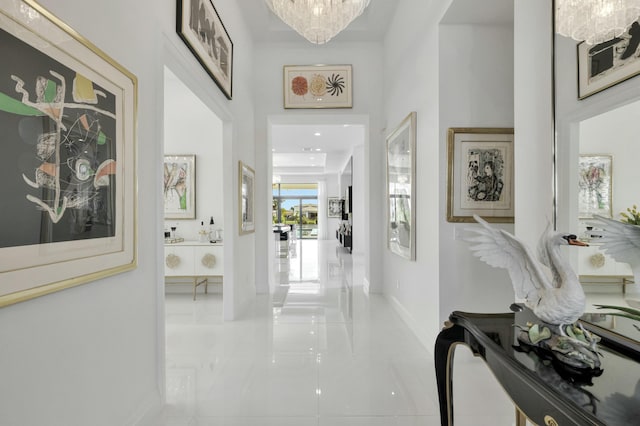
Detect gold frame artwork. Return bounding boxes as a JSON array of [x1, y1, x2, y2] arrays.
[[239, 161, 255, 235], [447, 128, 514, 223], [386, 112, 417, 260], [0, 0, 138, 307], [283, 64, 353, 109], [164, 155, 196, 219]]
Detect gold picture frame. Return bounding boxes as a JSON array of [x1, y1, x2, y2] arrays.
[[386, 112, 417, 260], [447, 128, 514, 223], [0, 0, 138, 307], [283, 64, 352, 109], [164, 155, 196, 219], [239, 161, 255, 235]]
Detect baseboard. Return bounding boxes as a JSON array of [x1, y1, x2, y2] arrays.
[[386, 294, 430, 351], [126, 390, 163, 426]]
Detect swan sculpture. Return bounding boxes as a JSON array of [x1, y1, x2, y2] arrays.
[[590, 215, 640, 291], [464, 214, 589, 326]]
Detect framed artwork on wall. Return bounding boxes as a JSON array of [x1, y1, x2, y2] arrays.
[[447, 128, 514, 223], [177, 0, 233, 99], [0, 0, 137, 307], [386, 112, 417, 261], [239, 161, 255, 235], [578, 154, 612, 218], [283, 64, 352, 109], [578, 19, 640, 99], [164, 155, 196, 219], [327, 197, 343, 218]]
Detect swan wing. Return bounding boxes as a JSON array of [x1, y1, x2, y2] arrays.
[[464, 215, 553, 303], [591, 215, 640, 270]]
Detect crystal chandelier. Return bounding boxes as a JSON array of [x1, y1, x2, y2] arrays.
[[556, 0, 640, 44], [265, 0, 371, 45]]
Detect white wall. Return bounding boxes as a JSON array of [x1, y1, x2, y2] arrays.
[[438, 23, 516, 327], [253, 42, 384, 294], [0, 0, 256, 424], [164, 68, 224, 241]]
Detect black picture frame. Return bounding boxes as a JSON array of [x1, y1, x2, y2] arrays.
[[177, 0, 233, 99]]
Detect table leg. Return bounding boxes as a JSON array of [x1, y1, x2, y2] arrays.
[[434, 322, 466, 426], [516, 407, 527, 426]]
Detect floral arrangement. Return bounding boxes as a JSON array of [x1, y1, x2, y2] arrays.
[[595, 305, 640, 332], [620, 204, 640, 225]]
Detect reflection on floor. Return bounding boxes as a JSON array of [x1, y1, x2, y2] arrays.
[[148, 240, 524, 425]]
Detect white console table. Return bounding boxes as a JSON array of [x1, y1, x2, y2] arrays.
[[164, 241, 224, 300]]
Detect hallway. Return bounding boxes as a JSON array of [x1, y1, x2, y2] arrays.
[[152, 240, 514, 425]]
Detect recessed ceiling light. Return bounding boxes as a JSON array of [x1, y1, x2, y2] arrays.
[[314, 132, 321, 136], [315, 148, 322, 151]]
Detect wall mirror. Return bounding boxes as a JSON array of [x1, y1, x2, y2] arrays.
[[553, 0, 640, 321]]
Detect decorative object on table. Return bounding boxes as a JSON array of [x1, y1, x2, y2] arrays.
[[575, 17, 640, 99], [239, 161, 255, 235], [199, 221, 209, 242], [283, 64, 352, 109], [265, 0, 370, 45], [446, 128, 514, 223], [578, 154, 612, 218], [164, 155, 196, 219], [327, 197, 343, 218], [386, 112, 417, 261], [620, 204, 640, 225], [0, 0, 137, 307], [176, 0, 233, 99], [464, 215, 601, 369], [589, 214, 640, 290]]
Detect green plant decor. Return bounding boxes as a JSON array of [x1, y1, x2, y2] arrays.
[[594, 304, 640, 331], [620, 204, 640, 225]]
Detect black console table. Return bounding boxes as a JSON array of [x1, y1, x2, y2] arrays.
[[435, 305, 640, 426]]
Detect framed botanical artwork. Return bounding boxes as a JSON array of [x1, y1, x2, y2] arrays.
[[327, 197, 343, 218], [0, 0, 137, 307], [578, 154, 612, 218], [164, 155, 196, 219], [386, 112, 417, 260], [578, 20, 640, 99], [239, 161, 255, 235], [283, 64, 352, 109], [447, 128, 514, 223], [177, 0, 233, 99]]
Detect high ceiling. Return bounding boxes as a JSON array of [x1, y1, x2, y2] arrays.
[[232, 0, 514, 176]]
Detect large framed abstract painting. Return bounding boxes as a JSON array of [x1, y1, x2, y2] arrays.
[[177, 0, 233, 99], [386, 112, 416, 261], [164, 155, 196, 219], [0, 0, 137, 307], [578, 154, 612, 219], [327, 197, 343, 218], [283, 65, 352, 109], [239, 161, 255, 235], [447, 128, 514, 223], [578, 19, 640, 99]]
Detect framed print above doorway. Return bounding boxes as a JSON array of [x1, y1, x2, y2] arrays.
[[283, 64, 352, 109]]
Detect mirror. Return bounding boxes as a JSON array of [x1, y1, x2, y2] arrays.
[[554, 1, 640, 336]]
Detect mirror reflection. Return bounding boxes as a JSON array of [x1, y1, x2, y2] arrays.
[[554, 1, 640, 338]]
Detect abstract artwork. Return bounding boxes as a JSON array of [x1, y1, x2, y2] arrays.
[[578, 154, 612, 218], [386, 112, 416, 260], [578, 19, 640, 99], [239, 161, 255, 234], [283, 65, 352, 109], [0, 0, 137, 306], [177, 0, 233, 99], [164, 155, 196, 219], [447, 128, 514, 223], [327, 197, 343, 218]]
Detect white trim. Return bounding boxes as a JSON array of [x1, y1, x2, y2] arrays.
[[386, 294, 431, 353]]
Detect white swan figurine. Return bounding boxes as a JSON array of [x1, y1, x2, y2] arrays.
[[590, 215, 640, 292], [464, 214, 589, 327]]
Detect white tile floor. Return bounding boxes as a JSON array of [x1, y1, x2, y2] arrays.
[[149, 240, 518, 426]]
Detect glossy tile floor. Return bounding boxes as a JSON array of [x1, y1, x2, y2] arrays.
[[150, 239, 517, 426]]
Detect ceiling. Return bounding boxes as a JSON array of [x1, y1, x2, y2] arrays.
[[225, 1, 515, 177]]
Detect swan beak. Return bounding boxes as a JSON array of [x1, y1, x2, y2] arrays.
[[569, 238, 589, 247]]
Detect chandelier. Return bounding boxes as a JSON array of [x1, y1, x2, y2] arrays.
[[556, 0, 640, 44], [265, 0, 371, 45]]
